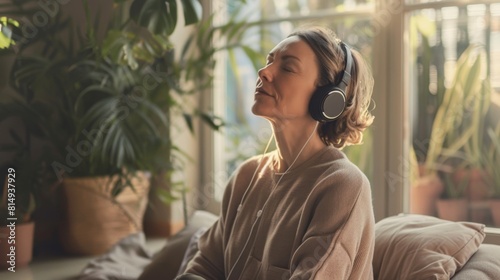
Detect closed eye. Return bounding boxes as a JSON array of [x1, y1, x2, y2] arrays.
[[265, 53, 274, 65], [281, 63, 296, 73]]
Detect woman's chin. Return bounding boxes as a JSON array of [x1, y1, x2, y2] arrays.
[[251, 105, 269, 118]]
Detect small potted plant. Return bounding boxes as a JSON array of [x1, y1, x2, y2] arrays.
[[436, 169, 469, 222], [484, 123, 500, 226], [0, 131, 54, 270]]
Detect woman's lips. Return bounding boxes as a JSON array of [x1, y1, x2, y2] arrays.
[[255, 87, 272, 96]]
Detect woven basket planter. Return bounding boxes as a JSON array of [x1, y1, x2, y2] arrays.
[[60, 172, 150, 255]]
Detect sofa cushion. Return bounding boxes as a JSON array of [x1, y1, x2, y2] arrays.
[[138, 211, 218, 280], [374, 214, 485, 280], [451, 244, 500, 279]]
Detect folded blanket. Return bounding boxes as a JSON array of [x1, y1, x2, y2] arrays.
[[79, 233, 153, 280], [79, 211, 219, 280]]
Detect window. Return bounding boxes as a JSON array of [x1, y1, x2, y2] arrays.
[[204, 0, 376, 212], [200, 0, 500, 243], [406, 1, 500, 230]]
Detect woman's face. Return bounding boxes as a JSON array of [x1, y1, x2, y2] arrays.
[[252, 36, 320, 122]]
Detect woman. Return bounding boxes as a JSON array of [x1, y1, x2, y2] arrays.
[[178, 26, 375, 280]]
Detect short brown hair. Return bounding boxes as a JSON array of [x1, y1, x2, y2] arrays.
[[289, 26, 374, 149]]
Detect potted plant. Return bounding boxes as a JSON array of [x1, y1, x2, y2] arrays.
[[441, 45, 491, 224], [424, 45, 489, 177], [141, 4, 265, 236], [409, 146, 444, 216], [0, 0, 199, 255], [1, 0, 259, 254], [436, 170, 469, 222], [411, 44, 490, 217], [484, 123, 500, 226], [1, 168, 36, 271], [0, 129, 54, 269], [0, 16, 58, 268]]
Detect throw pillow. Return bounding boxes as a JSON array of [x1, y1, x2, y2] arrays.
[[373, 214, 485, 280]]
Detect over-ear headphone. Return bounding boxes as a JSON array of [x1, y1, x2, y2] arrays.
[[309, 42, 353, 122]]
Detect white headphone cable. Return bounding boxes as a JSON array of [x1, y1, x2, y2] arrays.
[[237, 133, 275, 212], [227, 122, 319, 279]]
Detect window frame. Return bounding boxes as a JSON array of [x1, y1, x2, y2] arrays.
[[399, 0, 500, 244], [198, 0, 500, 244]]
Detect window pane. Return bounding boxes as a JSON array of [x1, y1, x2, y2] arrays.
[[214, 16, 375, 201], [408, 4, 500, 228], [405, 0, 443, 5], [259, 0, 374, 18]]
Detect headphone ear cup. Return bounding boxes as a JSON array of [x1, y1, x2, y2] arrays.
[[309, 85, 346, 122]]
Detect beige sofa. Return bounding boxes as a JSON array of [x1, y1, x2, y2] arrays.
[[138, 211, 500, 280]]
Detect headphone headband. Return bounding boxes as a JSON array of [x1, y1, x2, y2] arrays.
[[338, 42, 353, 91]]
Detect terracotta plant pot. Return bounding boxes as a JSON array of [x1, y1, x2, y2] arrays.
[[410, 173, 444, 216], [60, 172, 150, 255], [143, 171, 181, 237], [489, 199, 500, 227], [453, 168, 490, 223], [0, 221, 35, 270], [436, 199, 468, 222], [453, 168, 490, 201]]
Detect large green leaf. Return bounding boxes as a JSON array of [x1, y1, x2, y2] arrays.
[[241, 45, 263, 72], [198, 111, 224, 131], [134, 109, 161, 138], [182, 113, 194, 134], [130, 0, 178, 35], [180, 0, 201, 25], [0, 17, 19, 49], [140, 99, 170, 129], [102, 30, 134, 63], [80, 97, 119, 132], [425, 45, 490, 172]]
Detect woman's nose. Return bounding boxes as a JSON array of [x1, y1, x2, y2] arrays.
[[258, 65, 271, 82]]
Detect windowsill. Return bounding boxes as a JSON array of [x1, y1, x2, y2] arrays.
[[0, 238, 166, 280], [484, 227, 500, 245]]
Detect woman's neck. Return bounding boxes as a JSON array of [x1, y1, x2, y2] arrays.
[[271, 120, 326, 173]]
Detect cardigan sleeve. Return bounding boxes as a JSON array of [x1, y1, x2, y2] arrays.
[[289, 170, 375, 280], [179, 157, 261, 280], [179, 175, 237, 280], [180, 217, 225, 280], [179, 162, 249, 280]]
